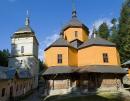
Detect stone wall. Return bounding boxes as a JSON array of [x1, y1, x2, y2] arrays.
[[0, 78, 33, 101]]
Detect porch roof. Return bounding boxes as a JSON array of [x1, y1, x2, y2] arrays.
[[79, 65, 127, 74], [42, 65, 127, 77], [42, 66, 77, 76]]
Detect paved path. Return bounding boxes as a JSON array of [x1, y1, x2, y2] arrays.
[[21, 90, 41, 101]]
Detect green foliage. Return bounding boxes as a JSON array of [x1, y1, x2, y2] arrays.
[[97, 22, 110, 39], [109, 18, 118, 43], [117, 0, 130, 63], [0, 49, 10, 67], [39, 59, 47, 73]]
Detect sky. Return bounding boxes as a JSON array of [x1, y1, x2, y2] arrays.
[[0, 0, 124, 60]]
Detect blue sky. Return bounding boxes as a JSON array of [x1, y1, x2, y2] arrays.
[[0, 0, 124, 59]]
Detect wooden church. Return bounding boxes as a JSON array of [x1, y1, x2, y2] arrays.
[[42, 9, 127, 95]]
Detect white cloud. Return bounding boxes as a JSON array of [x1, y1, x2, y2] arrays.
[[39, 33, 59, 60], [93, 18, 112, 29], [89, 18, 113, 38]]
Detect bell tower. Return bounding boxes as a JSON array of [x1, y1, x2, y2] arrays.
[[9, 12, 39, 88]]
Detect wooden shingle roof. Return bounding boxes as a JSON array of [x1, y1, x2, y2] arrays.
[[79, 37, 116, 49], [44, 37, 76, 51]]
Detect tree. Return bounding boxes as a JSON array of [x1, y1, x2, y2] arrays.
[[109, 18, 118, 43], [0, 49, 10, 67], [97, 22, 110, 39], [39, 59, 47, 73], [118, 0, 130, 63]]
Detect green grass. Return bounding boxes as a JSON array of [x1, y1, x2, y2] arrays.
[[44, 93, 130, 101]]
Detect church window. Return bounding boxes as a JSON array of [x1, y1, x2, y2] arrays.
[[20, 60, 23, 64], [57, 54, 62, 64], [75, 31, 78, 37], [1, 88, 5, 97], [21, 46, 24, 53], [103, 53, 109, 63]]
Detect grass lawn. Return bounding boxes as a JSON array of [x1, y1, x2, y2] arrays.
[[44, 92, 130, 101]]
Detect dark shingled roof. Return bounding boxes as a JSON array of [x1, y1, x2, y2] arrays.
[[60, 11, 89, 35], [12, 16, 36, 39], [0, 66, 32, 80], [123, 60, 130, 65], [16, 68, 32, 79], [78, 65, 127, 74], [42, 65, 126, 76], [70, 39, 83, 49], [42, 66, 77, 76], [12, 26, 35, 38], [15, 26, 34, 34], [44, 37, 76, 51], [79, 37, 116, 49]]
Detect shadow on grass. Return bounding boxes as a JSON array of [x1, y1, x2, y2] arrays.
[[43, 92, 130, 101]]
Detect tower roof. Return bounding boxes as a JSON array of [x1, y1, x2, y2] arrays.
[[78, 37, 116, 49], [60, 10, 89, 35], [12, 12, 35, 38]]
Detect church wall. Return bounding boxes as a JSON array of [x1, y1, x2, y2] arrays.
[[11, 37, 34, 56], [82, 29, 88, 42], [0, 80, 10, 101], [9, 56, 38, 75], [78, 46, 120, 66], [44, 47, 69, 67], [68, 48, 78, 66], [13, 79, 33, 97], [0, 79, 34, 101], [63, 28, 88, 42], [33, 37, 39, 58]]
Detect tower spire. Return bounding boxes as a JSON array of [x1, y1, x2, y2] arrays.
[[25, 10, 30, 26], [72, 0, 77, 18]]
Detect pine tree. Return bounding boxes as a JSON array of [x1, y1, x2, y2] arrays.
[[109, 18, 118, 43], [118, 0, 130, 63], [0, 49, 10, 67], [97, 22, 110, 39]]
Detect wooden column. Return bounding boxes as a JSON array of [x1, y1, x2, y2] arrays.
[[53, 80, 54, 90]]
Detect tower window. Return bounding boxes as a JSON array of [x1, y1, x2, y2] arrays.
[[57, 54, 62, 64], [103, 53, 109, 63], [74, 31, 78, 37], [20, 60, 23, 64], [21, 46, 24, 53], [1, 88, 5, 97]]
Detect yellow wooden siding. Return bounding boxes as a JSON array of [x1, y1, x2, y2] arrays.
[[63, 28, 88, 42], [44, 47, 69, 67], [68, 48, 78, 66], [78, 46, 120, 66]]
